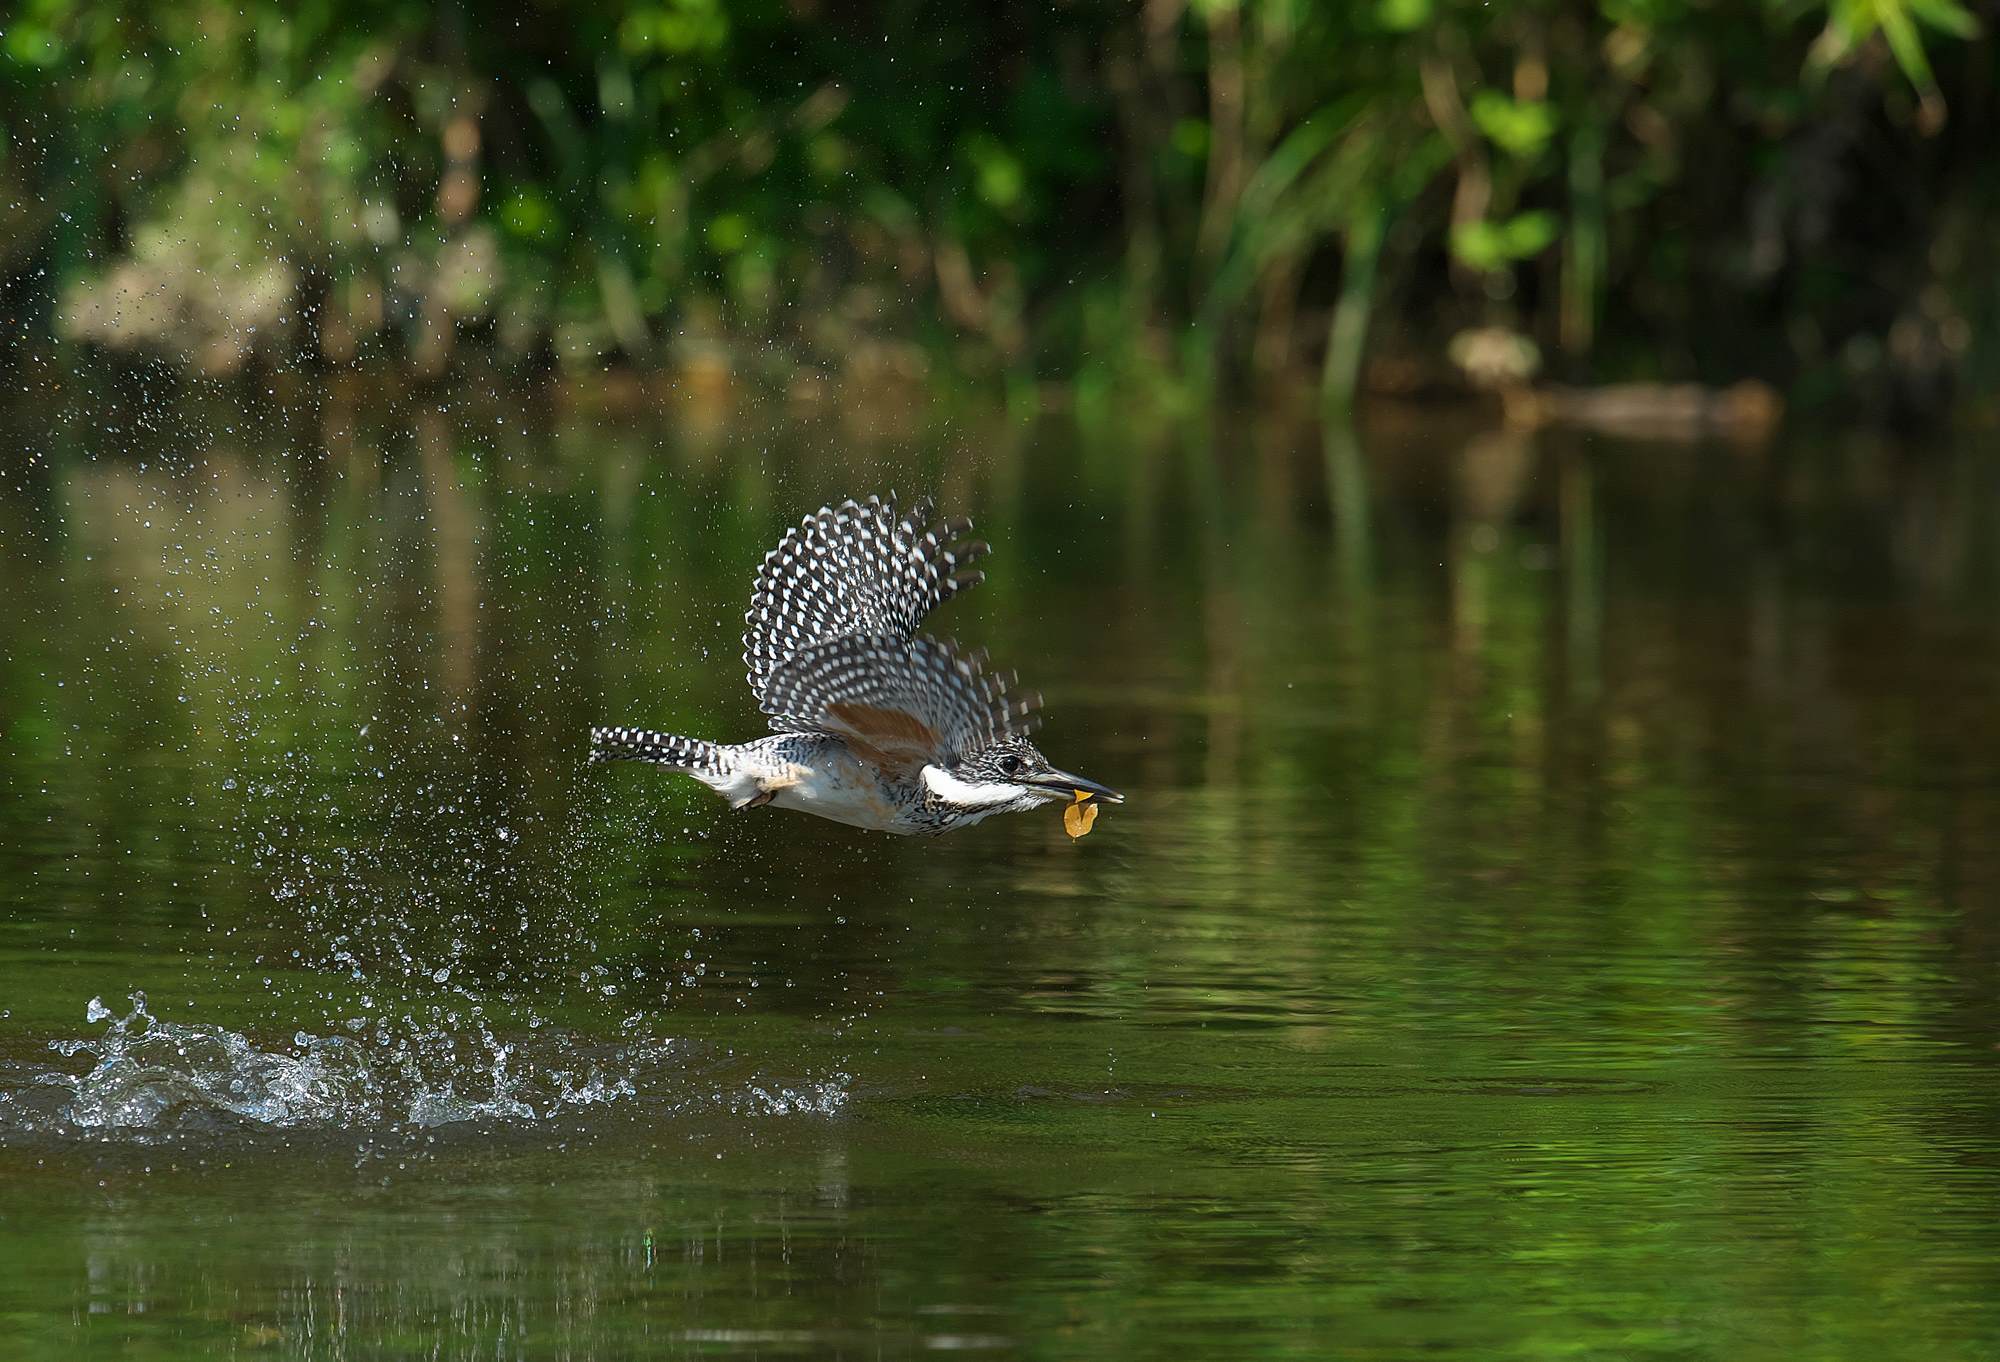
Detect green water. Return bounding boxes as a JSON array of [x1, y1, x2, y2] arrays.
[[3, 380, 1999, 1359]]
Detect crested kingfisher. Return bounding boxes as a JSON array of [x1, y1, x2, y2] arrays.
[[590, 492, 1122, 836]]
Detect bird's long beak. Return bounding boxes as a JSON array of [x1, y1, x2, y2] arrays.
[[1033, 770, 1124, 804]]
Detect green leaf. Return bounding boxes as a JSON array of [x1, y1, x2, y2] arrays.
[[1470, 91, 1557, 159], [965, 136, 1026, 211], [1171, 119, 1210, 161], [1879, 6, 1936, 87], [1450, 210, 1560, 271], [1809, 0, 1979, 92], [1377, 0, 1432, 34], [1910, 0, 1979, 39], [500, 189, 559, 243], [3, 23, 62, 67], [705, 213, 749, 253]]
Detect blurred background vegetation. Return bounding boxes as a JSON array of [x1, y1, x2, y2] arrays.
[[2, 0, 1995, 421]]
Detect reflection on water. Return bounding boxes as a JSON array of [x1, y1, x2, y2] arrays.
[[2, 373, 2000, 1358]]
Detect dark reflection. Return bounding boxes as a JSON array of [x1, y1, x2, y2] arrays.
[[3, 380, 2000, 1358]]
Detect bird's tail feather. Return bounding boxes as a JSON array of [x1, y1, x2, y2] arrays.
[[588, 726, 727, 775]]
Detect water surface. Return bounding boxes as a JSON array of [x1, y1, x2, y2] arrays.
[[3, 376, 1999, 1358]]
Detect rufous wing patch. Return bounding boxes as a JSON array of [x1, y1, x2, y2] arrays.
[[826, 701, 941, 773]]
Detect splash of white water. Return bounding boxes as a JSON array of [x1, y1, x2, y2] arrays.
[[2, 994, 844, 1135]]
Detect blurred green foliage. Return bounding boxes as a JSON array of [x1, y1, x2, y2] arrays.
[[0, 0, 1993, 415]]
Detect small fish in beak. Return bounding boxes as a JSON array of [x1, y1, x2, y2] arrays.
[[1064, 789, 1102, 839]]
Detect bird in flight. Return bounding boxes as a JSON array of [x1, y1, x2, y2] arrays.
[[590, 493, 1122, 836]]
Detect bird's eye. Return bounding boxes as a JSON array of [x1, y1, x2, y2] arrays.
[[999, 755, 1022, 775]]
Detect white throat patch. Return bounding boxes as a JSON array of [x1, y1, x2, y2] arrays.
[[922, 764, 1027, 808]]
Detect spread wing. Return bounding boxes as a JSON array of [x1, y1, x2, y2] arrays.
[[743, 492, 1037, 763], [759, 634, 1040, 773], [744, 493, 984, 708]]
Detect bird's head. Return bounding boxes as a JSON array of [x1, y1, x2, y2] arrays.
[[921, 737, 1122, 821]]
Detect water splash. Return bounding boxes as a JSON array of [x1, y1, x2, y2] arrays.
[[1, 994, 845, 1136]]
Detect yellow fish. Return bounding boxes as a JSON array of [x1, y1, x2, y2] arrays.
[[1063, 789, 1100, 839]]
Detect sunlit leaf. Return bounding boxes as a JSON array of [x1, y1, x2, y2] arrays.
[[1810, 0, 1978, 92], [1470, 91, 1557, 159], [1377, 0, 1432, 33], [705, 213, 749, 253], [1450, 211, 1560, 271]]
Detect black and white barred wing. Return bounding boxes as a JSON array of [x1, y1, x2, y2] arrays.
[[743, 494, 988, 728], [759, 634, 1040, 774]]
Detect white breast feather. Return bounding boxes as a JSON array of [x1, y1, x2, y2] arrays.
[[921, 764, 1021, 808]]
